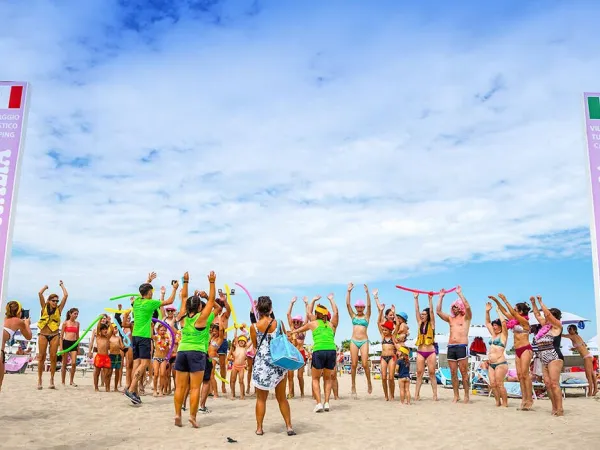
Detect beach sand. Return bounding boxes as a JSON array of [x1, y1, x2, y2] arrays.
[[1, 371, 598, 449]]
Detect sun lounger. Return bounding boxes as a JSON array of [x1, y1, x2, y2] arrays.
[[560, 372, 589, 397], [435, 367, 462, 387], [4, 354, 29, 374]]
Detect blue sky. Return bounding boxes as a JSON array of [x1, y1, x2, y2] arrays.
[[2, 0, 600, 344]]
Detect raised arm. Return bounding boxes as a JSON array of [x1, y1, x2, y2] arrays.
[[19, 318, 32, 340], [38, 285, 48, 310], [287, 297, 297, 328], [58, 280, 68, 313], [198, 271, 216, 322], [497, 294, 528, 327], [176, 273, 189, 321], [161, 279, 179, 307], [291, 320, 315, 336], [436, 289, 450, 323], [414, 293, 421, 325], [456, 285, 471, 320], [373, 289, 383, 318], [365, 284, 372, 319], [484, 302, 494, 335], [146, 271, 157, 284], [530, 296, 544, 325], [346, 283, 355, 318], [304, 297, 314, 321], [537, 296, 562, 328], [488, 295, 511, 319], [328, 293, 339, 329], [308, 295, 320, 320], [428, 293, 435, 330]]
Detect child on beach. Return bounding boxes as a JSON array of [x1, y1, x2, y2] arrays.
[[397, 347, 411, 404], [93, 323, 112, 392], [229, 333, 248, 400], [152, 324, 171, 397], [108, 325, 125, 392]]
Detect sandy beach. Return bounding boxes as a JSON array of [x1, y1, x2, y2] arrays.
[[1, 371, 598, 450]]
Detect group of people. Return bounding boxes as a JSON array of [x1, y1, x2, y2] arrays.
[[1, 276, 597, 433]]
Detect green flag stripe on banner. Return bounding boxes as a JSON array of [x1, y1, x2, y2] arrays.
[[589, 96, 600, 120]]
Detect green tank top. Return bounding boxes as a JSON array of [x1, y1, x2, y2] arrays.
[[178, 312, 214, 352], [312, 319, 336, 351]]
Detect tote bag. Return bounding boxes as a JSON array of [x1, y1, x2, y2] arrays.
[[270, 321, 304, 370]]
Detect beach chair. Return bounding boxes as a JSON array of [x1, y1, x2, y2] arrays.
[[560, 372, 589, 397], [435, 367, 462, 387], [4, 354, 29, 374]]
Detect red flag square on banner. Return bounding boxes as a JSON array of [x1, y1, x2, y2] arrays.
[[0, 85, 23, 109]]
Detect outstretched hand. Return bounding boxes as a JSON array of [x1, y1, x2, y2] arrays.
[[498, 293, 507, 302], [485, 302, 492, 312], [372, 288, 379, 298], [208, 271, 216, 283], [160, 286, 166, 296], [183, 272, 189, 282], [456, 285, 462, 295], [413, 292, 419, 300], [377, 302, 384, 312], [291, 296, 297, 304], [347, 283, 354, 292], [302, 296, 308, 304], [363, 284, 369, 293], [327, 293, 334, 301], [313, 295, 322, 302], [148, 272, 157, 282], [172, 281, 180, 290]]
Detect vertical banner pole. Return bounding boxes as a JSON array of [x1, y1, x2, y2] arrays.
[[583, 92, 600, 350], [0, 82, 30, 327]]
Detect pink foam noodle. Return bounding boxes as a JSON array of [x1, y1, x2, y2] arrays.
[[235, 282, 258, 318], [395, 285, 457, 295]]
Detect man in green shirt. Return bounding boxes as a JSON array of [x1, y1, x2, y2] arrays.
[[124, 272, 179, 405]]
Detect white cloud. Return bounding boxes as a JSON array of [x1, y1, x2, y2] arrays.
[[2, 1, 599, 319]]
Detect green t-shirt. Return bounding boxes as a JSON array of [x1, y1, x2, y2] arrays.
[[132, 299, 162, 338], [179, 311, 215, 353], [312, 319, 336, 351]]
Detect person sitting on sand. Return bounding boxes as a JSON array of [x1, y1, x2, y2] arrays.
[[124, 272, 179, 405], [37, 281, 68, 390], [229, 332, 248, 400], [108, 325, 125, 392], [152, 324, 171, 397], [60, 307, 80, 388], [1, 301, 33, 392], [413, 292, 438, 401], [531, 296, 564, 416], [173, 271, 216, 428], [346, 283, 373, 396], [396, 347, 411, 404], [250, 295, 295, 436], [484, 302, 509, 407], [562, 324, 597, 396], [490, 294, 533, 410], [291, 294, 339, 413], [437, 286, 472, 403], [93, 323, 112, 392]]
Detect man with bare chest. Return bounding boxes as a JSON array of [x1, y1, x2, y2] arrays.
[[436, 286, 472, 403]]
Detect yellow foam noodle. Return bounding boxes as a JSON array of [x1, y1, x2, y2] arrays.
[[211, 358, 230, 383], [224, 284, 238, 326], [105, 308, 131, 314]]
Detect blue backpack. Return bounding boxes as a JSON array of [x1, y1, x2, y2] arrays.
[[270, 321, 304, 371]]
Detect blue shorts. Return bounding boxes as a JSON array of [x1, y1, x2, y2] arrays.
[[203, 358, 213, 382], [217, 340, 228, 355], [174, 351, 207, 373], [312, 350, 336, 370]]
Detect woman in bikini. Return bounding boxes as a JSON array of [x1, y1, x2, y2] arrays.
[[346, 283, 372, 396], [413, 292, 437, 401], [484, 302, 508, 407], [37, 281, 68, 390], [490, 294, 533, 410], [562, 324, 597, 396], [60, 308, 80, 387], [530, 296, 564, 416], [1, 301, 33, 392], [286, 296, 308, 398], [241, 324, 256, 397], [152, 324, 171, 397], [374, 292, 398, 401]]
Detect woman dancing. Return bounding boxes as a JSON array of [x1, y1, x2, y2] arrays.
[[37, 281, 68, 390], [346, 283, 372, 395], [1, 301, 33, 392], [374, 294, 397, 401], [413, 292, 437, 401], [530, 296, 564, 415], [562, 325, 597, 396], [490, 294, 533, 410], [250, 296, 295, 436], [291, 294, 339, 412], [173, 271, 216, 428], [286, 296, 308, 398], [484, 302, 508, 407], [60, 308, 80, 387]]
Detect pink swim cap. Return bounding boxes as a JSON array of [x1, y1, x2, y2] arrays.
[[354, 300, 366, 307], [292, 315, 303, 322]]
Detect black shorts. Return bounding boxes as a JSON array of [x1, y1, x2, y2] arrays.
[[217, 340, 228, 355], [175, 351, 207, 373], [132, 336, 152, 360], [312, 350, 336, 370], [203, 358, 213, 381], [447, 344, 468, 361], [62, 339, 78, 353]]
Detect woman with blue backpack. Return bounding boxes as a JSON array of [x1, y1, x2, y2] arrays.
[[290, 293, 339, 413], [250, 296, 296, 437]]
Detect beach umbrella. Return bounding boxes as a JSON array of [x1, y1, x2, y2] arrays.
[[529, 311, 590, 326]]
